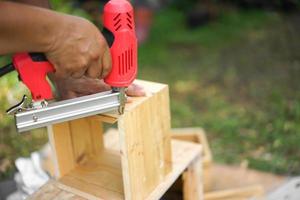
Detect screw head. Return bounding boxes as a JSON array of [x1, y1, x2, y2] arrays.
[[32, 115, 38, 122]]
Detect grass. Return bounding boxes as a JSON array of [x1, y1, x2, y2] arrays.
[[138, 8, 300, 175], [0, 6, 299, 179]]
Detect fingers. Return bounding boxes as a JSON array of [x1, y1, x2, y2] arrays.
[[85, 42, 111, 79], [60, 91, 77, 100], [53, 75, 112, 100], [54, 76, 145, 102], [45, 16, 111, 80], [53, 68, 67, 79], [75, 77, 111, 95], [71, 69, 86, 78], [126, 83, 146, 97], [48, 55, 88, 79], [86, 56, 102, 78], [101, 46, 112, 78], [125, 84, 146, 103]]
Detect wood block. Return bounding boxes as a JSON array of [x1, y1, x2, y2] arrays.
[[47, 116, 104, 178], [105, 128, 208, 199], [171, 128, 212, 168], [59, 149, 124, 200], [171, 128, 284, 197], [27, 180, 85, 200], [204, 184, 265, 200], [118, 80, 172, 199], [30, 139, 202, 200], [171, 127, 213, 192], [210, 164, 285, 192], [47, 80, 175, 200], [183, 155, 203, 200]]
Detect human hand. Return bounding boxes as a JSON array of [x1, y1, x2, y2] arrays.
[[46, 15, 111, 79], [51, 75, 145, 100]]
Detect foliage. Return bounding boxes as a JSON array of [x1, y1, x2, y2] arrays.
[[138, 8, 300, 174], [50, 0, 91, 19]]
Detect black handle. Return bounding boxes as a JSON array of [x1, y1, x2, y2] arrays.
[[29, 53, 48, 62], [0, 63, 14, 77], [102, 27, 114, 48]]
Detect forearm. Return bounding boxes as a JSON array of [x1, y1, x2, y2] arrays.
[[0, 1, 62, 54]]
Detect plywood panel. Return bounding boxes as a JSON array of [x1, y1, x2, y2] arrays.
[[47, 80, 177, 200], [118, 80, 172, 200], [183, 155, 203, 200], [48, 122, 75, 178], [28, 180, 85, 200], [48, 117, 104, 178], [31, 139, 202, 200]]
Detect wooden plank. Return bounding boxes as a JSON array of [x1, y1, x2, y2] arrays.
[[146, 140, 202, 200], [28, 180, 85, 200], [95, 114, 118, 124], [27, 180, 61, 200], [69, 118, 93, 164], [59, 149, 124, 200], [105, 128, 204, 200], [88, 116, 104, 154], [47, 122, 75, 178], [171, 127, 212, 167], [69, 117, 104, 164], [210, 164, 285, 192], [204, 185, 264, 200], [51, 190, 86, 200], [183, 155, 203, 200], [54, 139, 201, 200], [171, 127, 213, 192], [118, 80, 172, 200], [48, 117, 104, 178], [46, 80, 194, 200]]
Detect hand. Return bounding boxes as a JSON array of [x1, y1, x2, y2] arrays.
[[46, 15, 111, 79], [0, 2, 110, 79], [51, 75, 145, 100]]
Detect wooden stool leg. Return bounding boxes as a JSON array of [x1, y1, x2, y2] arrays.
[[183, 155, 203, 200]]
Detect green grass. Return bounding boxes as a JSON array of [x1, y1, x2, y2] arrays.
[[138, 8, 300, 174], [0, 7, 299, 179]]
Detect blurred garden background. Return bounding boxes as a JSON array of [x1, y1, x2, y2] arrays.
[[0, 0, 299, 181]]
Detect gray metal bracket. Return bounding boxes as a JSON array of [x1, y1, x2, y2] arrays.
[[15, 91, 120, 133]]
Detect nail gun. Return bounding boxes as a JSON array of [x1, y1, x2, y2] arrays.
[[0, 0, 137, 132]]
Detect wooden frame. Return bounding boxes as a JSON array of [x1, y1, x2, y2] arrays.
[[34, 80, 204, 200], [172, 128, 213, 192]]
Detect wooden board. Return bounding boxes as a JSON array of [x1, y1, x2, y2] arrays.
[[183, 155, 203, 200], [59, 149, 124, 200], [104, 127, 211, 162], [210, 164, 286, 193], [171, 127, 212, 168], [204, 184, 264, 200], [169, 127, 213, 192], [47, 116, 104, 178], [27, 180, 85, 200], [29, 140, 202, 200], [105, 129, 204, 200], [47, 80, 174, 200], [114, 80, 172, 200]]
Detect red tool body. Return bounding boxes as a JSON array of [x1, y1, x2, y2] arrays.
[[12, 53, 55, 101], [4, 0, 137, 103], [103, 0, 137, 88], [0, 0, 137, 132]]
